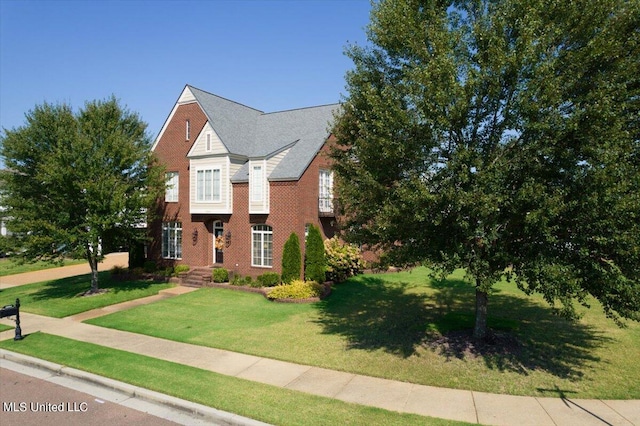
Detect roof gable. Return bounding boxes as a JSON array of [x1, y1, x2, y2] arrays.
[[189, 86, 262, 156], [187, 122, 228, 158]]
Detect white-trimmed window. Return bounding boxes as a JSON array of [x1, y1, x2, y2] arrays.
[[186, 120, 190, 140], [252, 224, 272, 267], [196, 168, 221, 202], [162, 222, 182, 259], [319, 169, 334, 212], [251, 165, 263, 202], [165, 172, 179, 202]]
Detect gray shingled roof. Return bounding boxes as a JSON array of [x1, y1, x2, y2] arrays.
[[188, 85, 339, 181], [189, 86, 262, 157]]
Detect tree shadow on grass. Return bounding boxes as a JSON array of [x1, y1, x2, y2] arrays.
[[29, 271, 158, 301], [316, 277, 432, 358], [315, 276, 613, 380]]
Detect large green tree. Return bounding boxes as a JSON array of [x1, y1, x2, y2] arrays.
[[331, 0, 640, 341], [0, 98, 165, 293]]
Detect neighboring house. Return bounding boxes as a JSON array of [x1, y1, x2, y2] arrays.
[[150, 85, 338, 279], [0, 171, 9, 238], [0, 208, 7, 238]]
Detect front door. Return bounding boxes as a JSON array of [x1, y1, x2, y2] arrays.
[[213, 220, 224, 264]]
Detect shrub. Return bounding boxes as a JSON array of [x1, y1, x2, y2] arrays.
[[163, 266, 174, 277], [174, 264, 190, 275], [232, 275, 254, 286], [257, 272, 281, 287], [231, 274, 244, 286], [305, 224, 326, 283], [266, 280, 323, 300], [110, 265, 127, 276], [212, 268, 229, 283], [174, 265, 189, 274], [281, 232, 301, 284], [324, 237, 365, 282], [143, 260, 157, 273]]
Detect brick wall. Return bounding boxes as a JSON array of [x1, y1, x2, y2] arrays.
[[149, 102, 208, 269]]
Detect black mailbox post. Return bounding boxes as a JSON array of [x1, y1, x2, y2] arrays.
[[0, 298, 23, 340]]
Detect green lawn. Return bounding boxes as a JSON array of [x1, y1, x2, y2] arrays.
[[0, 257, 86, 277], [0, 272, 174, 317], [0, 333, 468, 426], [87, 268, 640, 399]]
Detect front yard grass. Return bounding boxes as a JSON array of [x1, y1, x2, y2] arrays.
[[0, 272, 174, 317], [87, 267, 640, 399], [0, 257, 86, 277], [0, 333, 468, 426]]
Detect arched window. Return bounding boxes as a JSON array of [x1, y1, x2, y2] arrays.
[[251, 225, 272, 267]]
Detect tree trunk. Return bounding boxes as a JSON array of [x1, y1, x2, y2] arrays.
[[87, 247, 100, 294], [473, 282, 488, 342]]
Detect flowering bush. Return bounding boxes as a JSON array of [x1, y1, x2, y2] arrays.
[[324, 237, 365, 283], [266, 280, 322, 300]]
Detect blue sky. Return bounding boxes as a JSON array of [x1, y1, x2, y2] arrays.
[[0, 0, 372, 167]]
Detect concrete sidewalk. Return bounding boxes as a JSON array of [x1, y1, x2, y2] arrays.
[[0, 258, 638, 425]]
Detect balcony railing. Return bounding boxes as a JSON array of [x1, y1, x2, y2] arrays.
[[319, 196, 335, 217]]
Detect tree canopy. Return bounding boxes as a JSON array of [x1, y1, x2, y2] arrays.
[[0, 98, 165, 292], [331, 0, 640, 340]]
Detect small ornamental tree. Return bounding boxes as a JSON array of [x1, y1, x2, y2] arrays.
[[281, 232, 302, 284], [305, 224, 326, 283]]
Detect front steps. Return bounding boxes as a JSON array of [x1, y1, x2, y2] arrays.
[[180, 267, 213, 288]]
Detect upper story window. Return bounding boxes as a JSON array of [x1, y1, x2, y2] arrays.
[[319, 169, 334, 213], [196, 168, 221, 202], [165, 172, 179, 202], [251, 165, 264, 202], [186, 120, 190, 141]]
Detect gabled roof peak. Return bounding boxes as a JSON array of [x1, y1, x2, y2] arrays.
[[186, 85, 264, 114]]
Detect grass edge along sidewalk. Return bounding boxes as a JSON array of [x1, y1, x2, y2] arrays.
[[0, 333, 468, 426]]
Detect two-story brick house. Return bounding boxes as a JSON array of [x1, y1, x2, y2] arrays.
[[149, 85, 338, 279]]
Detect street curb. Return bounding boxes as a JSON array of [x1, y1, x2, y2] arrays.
[[0, 349, 270, 426]]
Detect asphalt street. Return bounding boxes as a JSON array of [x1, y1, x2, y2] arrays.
[[0, 363, 232, 426]]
